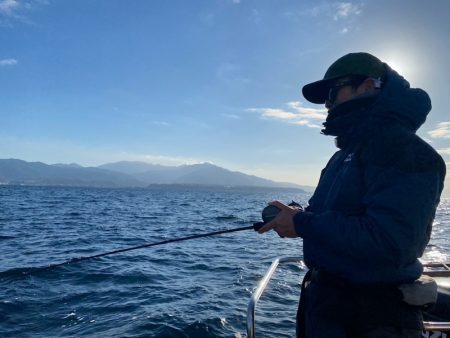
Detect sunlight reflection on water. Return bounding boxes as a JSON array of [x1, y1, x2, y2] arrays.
[[422, 198, 450, 264]]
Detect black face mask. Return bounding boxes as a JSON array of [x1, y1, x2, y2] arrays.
[[321, 95, 379, 149], [322, 96, 377, 135]]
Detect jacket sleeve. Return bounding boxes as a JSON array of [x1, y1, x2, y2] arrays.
[[294, 157, 445, 266]]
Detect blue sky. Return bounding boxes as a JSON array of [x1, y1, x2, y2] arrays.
[[1, 0, 449, 191]]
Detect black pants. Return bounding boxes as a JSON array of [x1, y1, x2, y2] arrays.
[[296, 270, 423, 338]]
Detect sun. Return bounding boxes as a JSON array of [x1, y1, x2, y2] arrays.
[[384, 59, 406, 75], [377, 49, 427, 86], [381, 55, 420, 85]]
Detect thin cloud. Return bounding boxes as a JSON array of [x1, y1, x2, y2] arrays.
[[289, 2, 362, 35], [247, 101, 326, 129], [121, 153, 203, 166], [249, 108, 297, 120], [222, 113, 241, 120], [438, 148, 450, 155], [297, 2, 363, 20], [334, 2, 362, 21], [0, 0, 49, 25], [287, 101, 327, 120], [0, 0, 19, 16], [292, 120, 321, 128], [297, 3, 327, 17], [0, 58, 17, 66], [429, 122, 450, 139]]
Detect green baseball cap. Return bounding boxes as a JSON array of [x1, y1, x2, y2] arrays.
[[302, 52, 387, 104]]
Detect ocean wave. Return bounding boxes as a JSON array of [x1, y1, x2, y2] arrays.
[[0, 235, 16, 239], [2, 186, 444, 338]]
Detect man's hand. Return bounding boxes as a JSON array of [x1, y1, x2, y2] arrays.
[[257, 201, 302, 238]]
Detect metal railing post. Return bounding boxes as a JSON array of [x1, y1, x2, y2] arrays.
[[246, 257, 302, 338], [247, 258, 450, 337]]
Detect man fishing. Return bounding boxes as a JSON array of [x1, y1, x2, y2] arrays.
[[258, 52, 446, 338]]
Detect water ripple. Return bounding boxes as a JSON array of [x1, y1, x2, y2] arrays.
[[1, 187, 448, 337]]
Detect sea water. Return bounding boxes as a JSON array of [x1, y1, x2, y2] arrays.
[[0, 186, 449, 338]]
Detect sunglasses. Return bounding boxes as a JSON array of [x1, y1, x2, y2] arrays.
[[327, 76, 367, 104]]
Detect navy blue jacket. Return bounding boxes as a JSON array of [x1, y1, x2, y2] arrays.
[[294, 66, 446, 284]]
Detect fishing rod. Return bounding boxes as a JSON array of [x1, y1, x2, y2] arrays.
[[16, 205, 283, 276]]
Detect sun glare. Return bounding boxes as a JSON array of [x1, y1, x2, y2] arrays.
[[379, 49, 423, 84], [380, 54, 419, 84], [384, 60, 405, 75]]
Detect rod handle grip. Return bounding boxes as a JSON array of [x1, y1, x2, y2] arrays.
[[253, 222, 264, 231]]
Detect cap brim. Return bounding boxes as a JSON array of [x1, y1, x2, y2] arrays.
[[302, 78, 335, 104]]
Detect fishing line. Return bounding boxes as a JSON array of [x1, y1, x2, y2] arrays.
[[21, 223, 266, 276], [8, 203, 287, 277]]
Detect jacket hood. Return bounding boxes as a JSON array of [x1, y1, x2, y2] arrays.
[[369, 64, 431, 132], [321, 65, 432, 148]]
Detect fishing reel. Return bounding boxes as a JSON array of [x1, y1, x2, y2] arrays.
[[253, 201, 302, 231]]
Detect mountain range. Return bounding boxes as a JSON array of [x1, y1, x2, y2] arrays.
[[0, 159, 311, 190]]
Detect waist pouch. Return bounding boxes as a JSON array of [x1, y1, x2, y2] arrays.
[[397, 275, 438, 308]]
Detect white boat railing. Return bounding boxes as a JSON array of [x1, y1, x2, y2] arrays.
[[247, 256, 302, 338], [246, 257, 450, 338]]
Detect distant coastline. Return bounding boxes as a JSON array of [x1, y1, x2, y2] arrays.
[[0, 183, 308, 194], [0, 158, 314, 191]]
